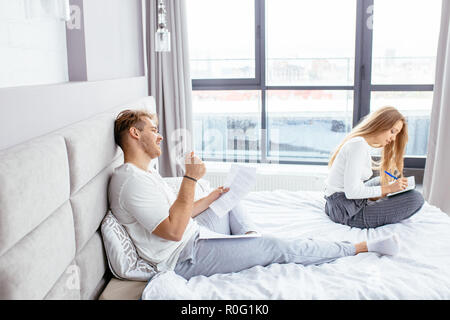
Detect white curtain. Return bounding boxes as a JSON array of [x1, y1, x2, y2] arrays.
[[146, 0, 193, 177], [24, 0, 71, 21], [423, 0, 450, 215]]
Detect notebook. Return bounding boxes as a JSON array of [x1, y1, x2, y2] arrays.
[[387, 176, 416, 197]]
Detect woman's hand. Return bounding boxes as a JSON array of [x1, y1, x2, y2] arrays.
[[380, 177, 408, 197], [388, 177, 408, 193], [207, 186, 230, 202]]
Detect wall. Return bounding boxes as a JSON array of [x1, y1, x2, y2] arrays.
[[0, 77, 147, 150], [0, 0, 69, 88], [0, 0, 148, 150], [83, 0, 145, 81]]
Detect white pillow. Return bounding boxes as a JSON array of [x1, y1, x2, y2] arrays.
[[101, 212, 157, 281]]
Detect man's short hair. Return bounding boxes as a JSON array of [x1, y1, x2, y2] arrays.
[[114, 109, 158, 149]]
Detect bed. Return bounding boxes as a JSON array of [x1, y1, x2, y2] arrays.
[[2, 94, 449, 300], [141, 189, 450, 300]]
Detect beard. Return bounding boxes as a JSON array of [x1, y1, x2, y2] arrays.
[[140, 135, 161, 159]]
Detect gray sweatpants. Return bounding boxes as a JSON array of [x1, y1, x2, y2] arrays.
[[174, 203, 356, 280], [325, 176, 425, 228]]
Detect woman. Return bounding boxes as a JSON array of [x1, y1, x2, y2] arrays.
[[324, 106, 424, 228]]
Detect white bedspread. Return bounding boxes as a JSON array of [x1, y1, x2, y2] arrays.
[[142, 190, 450, 300]]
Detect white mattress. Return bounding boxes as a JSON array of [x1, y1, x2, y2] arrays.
[[142, 190, 450, 300]]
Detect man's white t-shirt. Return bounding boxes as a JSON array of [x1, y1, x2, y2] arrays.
[[108, 163, 199, 271], [324, 136, 382, 199]]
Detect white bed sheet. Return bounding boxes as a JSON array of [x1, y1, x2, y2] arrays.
[[142, 190, 450, 300]]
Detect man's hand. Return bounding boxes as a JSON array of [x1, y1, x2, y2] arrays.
[[184, 152, 206, 181], [191, 186, 230, 218], [152, 152, 204, 241], [207, 186, 230, 202]]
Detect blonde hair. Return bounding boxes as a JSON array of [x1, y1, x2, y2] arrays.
[[328, 106, 408, 186], [114, 109, 158, 149]]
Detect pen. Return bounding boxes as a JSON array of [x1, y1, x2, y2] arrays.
[[384, 171, 398, 180]]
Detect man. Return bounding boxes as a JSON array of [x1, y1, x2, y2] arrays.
[[109, 109, 400, 280]]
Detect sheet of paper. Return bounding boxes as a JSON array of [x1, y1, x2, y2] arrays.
[[209, 164, 257, 217], [387, 176, 416, 197], [198, 226, 261, 240]]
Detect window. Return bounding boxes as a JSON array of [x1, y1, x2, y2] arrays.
[[192, 90, 261, 162], [266, 0, 356, 86], [368, 0, 441, 163], [187, 0, 255, 80], [267, 90, 353, 161], [186, 0, 441, 167]]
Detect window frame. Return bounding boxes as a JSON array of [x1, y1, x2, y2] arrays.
[[191, 0, 434, 169]]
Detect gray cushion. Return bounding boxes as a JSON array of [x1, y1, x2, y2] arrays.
[[59, 113, 122, 195], [44, 260, 82, 300], [75, 232, 108, 300], [0, 134, 70, 256], [71, 156, 123, 252], [0, 201, 75, 299]]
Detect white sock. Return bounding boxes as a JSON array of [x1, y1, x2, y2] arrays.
[[367, 234, 400, 256]]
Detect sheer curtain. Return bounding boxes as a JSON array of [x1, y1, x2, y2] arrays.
[[423, 0, 450, 215], [146, 0, 194, 177]]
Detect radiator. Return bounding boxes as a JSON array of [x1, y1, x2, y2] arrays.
[[203, 171, 327, 192]]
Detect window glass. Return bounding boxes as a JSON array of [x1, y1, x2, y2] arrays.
[[266, 0, 357, 86], [192, 90, 262, 162], [186, 0, 255, 79], [371, 0, 441, 84], [267, 90, 354, 161], [370, 91, 433, 156]]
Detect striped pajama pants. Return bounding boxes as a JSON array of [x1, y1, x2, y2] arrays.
[[324, 176, 425, 228]]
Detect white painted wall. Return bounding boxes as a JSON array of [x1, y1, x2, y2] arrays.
[[83, 0, 145, 81], [0, 0, 69, 88], [0, 0, 148, 150], [0, 76, 148, 150]]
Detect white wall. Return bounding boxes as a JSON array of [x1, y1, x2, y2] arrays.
[[0, 0, 148, 150], [0, 76, 148, 150], [83, 0, 145, 81], [0, 0, 69, 88]]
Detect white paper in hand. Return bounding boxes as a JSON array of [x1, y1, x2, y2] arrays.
[[209, 164, 257, 217]]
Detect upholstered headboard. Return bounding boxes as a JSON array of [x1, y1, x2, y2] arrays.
[[0, 96, 156, 299]]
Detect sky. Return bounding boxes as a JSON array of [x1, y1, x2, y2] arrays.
[[186, 0, 441, 60]]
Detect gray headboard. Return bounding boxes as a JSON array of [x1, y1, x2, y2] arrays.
[[0, 97, 156, 299]]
